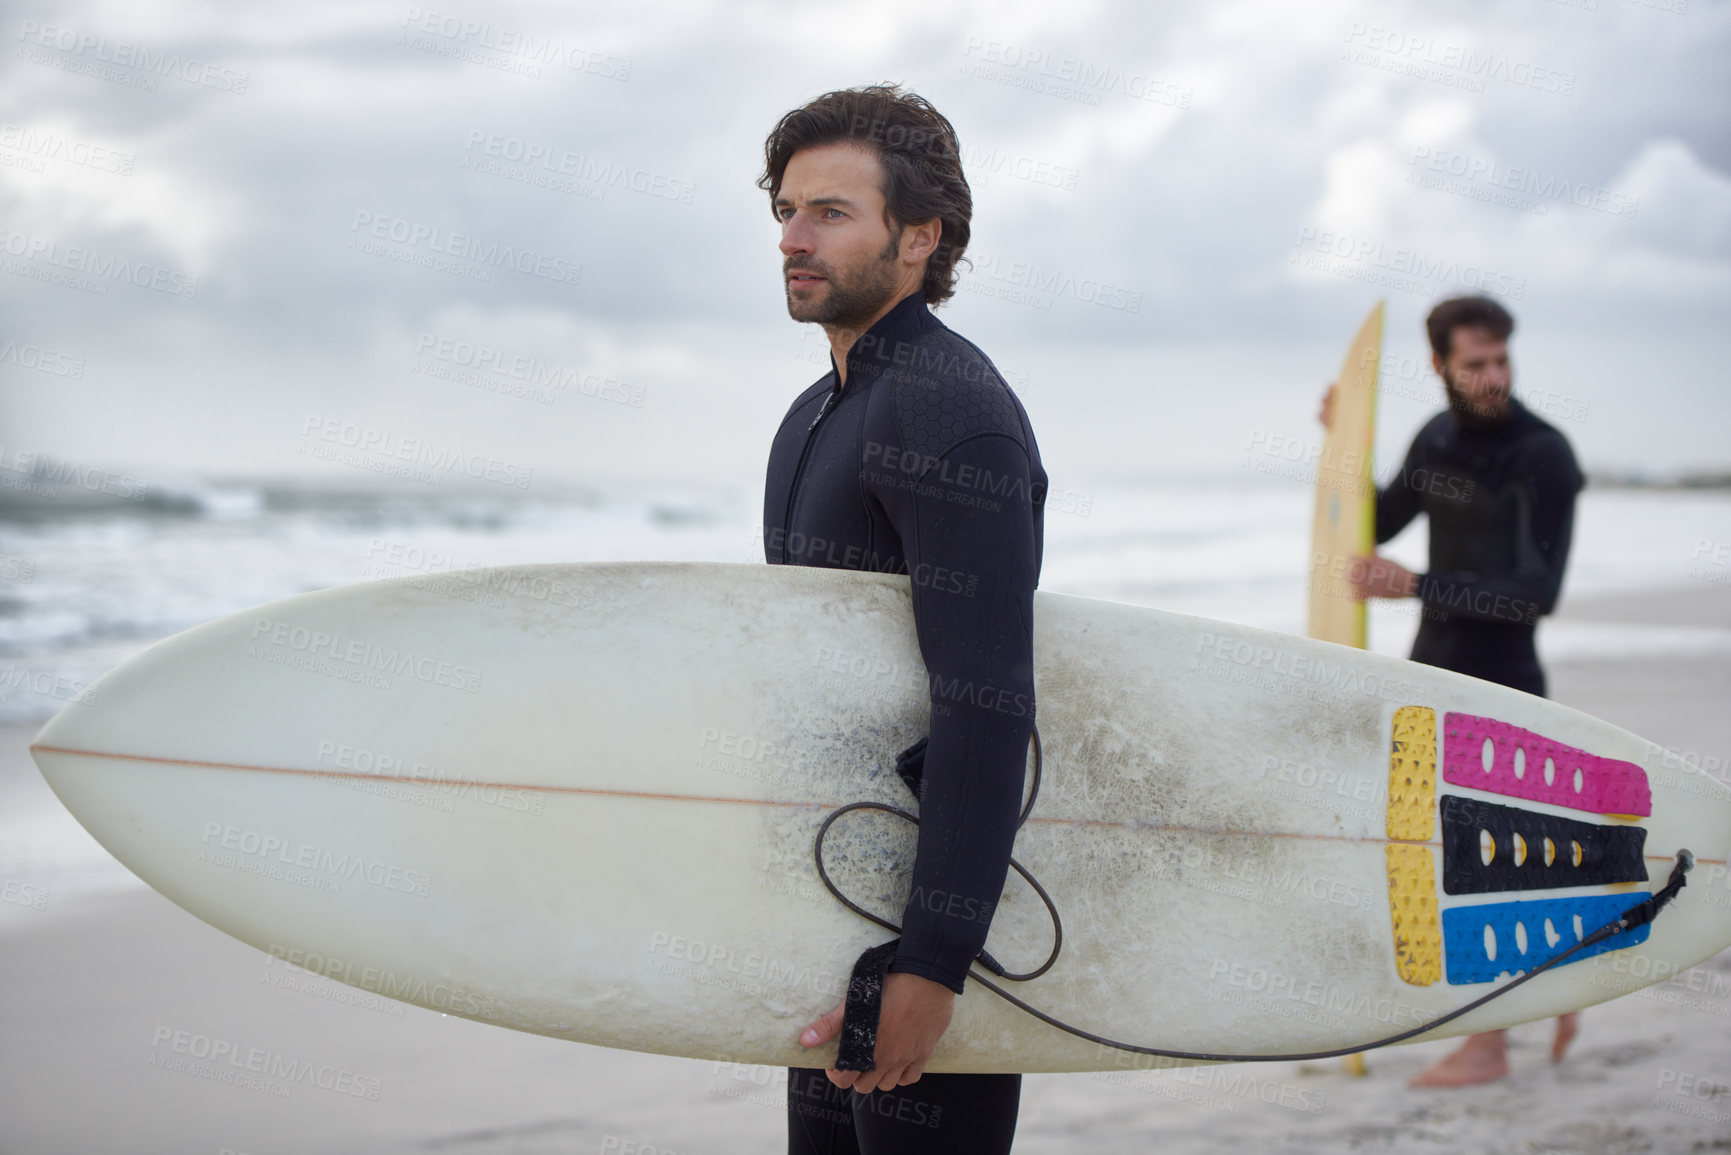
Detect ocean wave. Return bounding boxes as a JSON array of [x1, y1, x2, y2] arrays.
[[0, 470, 560, 528]]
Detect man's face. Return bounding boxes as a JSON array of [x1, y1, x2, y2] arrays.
[[1434, 326, 1513, 425], [775, 143, 904, 331]]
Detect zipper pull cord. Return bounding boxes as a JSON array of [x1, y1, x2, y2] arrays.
[[808, 380, 844, 431]]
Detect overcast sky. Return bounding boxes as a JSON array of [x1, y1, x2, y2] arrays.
[[2, 0, 1727, 494]]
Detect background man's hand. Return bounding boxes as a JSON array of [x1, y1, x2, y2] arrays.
[[797, 971, 956, 1094], [1318, 382, 1337, 430], [1349, 553, 1418, 600]]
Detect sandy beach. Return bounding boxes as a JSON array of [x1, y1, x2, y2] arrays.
[[2, 584, 1728, 1155]]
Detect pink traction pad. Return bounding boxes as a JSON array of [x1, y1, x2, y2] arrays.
[[1442, 712, 1651, 817]]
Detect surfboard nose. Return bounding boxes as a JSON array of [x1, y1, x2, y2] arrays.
[[30, 693, 122, 829]]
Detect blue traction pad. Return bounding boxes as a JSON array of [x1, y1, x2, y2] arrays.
[[1442, 892, 1651, 985]]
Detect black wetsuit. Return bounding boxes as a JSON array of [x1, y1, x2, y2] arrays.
[[763, 290, 1045, 1154], [1375, 398, 1583, 696]]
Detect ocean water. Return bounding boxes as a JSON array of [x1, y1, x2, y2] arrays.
[[1, 473, 1728, 907]]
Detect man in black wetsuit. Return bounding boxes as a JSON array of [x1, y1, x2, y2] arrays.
[[1321, 295, 1585, 1087], [758, 86, 1045, 1153]]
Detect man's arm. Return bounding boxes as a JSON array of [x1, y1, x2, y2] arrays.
[[1375, 434, 1427, 546], [799, 424, 1039, 1093], [880, 430, 1038, 990]]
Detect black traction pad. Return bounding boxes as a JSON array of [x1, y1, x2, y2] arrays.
[[1440, 794, 1647, 895]]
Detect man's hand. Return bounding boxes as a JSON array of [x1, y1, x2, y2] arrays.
[[1318, 382, 1337, 430], [1349, 553, 1419, 600], [798, 971, 956, 1094]]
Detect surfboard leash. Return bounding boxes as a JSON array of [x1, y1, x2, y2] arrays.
[[815, 728, 1063, 1071], [814, 728, 1697, 1067], [964, 848, 1692, 1065], [813, 728, 1063, 986]]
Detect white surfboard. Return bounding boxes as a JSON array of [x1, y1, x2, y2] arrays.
[[30, 563, 1731, 1073]]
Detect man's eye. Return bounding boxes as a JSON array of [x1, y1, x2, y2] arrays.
[[824, 208, 845, 219]]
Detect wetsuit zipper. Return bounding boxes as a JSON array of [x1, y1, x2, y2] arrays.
[[781, 377, 846, 549], [807, 378, 844, 431]]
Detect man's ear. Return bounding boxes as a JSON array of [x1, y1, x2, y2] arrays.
[[1431, 351, 1447, 380], [902, 218, 942, 263]]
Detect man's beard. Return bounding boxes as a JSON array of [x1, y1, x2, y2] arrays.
[[1442, 369, 1512, 429], [785, 231, 902, 330]]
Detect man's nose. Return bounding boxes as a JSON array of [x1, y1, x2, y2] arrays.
[[780, 212, 815, 256]]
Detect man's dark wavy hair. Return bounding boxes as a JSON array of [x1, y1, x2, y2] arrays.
[[1426, 296, 1515, 359], [759, 84, 973, 307]]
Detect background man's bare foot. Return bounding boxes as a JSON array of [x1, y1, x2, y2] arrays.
[[1408, 1031, 1509, 1088], [1551, 1012, 1580, 1062]]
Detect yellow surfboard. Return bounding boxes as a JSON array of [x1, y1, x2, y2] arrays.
[[1309, 302, 1383, 1075], [1307, 301, 1384, 648]]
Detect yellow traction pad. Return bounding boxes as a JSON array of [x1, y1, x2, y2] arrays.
[[1387, 705, 1437, 842], [1386, 843, 1442, 986]]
